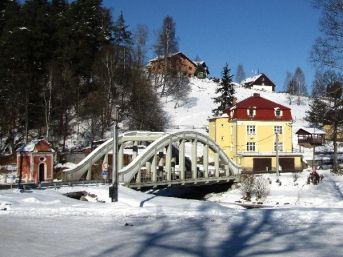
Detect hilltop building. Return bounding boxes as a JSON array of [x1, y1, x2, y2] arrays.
[[209, 93, 303, 173], [241, 73, 276, 92], [147, 52, 209, 78]]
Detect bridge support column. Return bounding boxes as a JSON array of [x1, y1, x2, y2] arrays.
[[203, 144, 209, 178], [135, 162, 141, 184], [225, 164, 230, 176], [151, 154, 157, 182], [215, 153, 219, 178], [166, 140, 172, 181], [145, 162, 151, 182], [132, 141, 138, 159], [86, 165, 92, 181], [179, 139, 185, 180], [118, 144, 124, 170], [192, 139, 197, 179]]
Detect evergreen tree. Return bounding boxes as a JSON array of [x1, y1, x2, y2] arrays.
[[305, 98, 328, 126], [212, 63, 235, 116], [113, 11, 133, 68]]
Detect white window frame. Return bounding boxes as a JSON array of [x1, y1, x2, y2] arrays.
[[274, 142, 283, 152], [274, 107, 283, 118], [247, 125, 256, 135], [274, 125, 283, 135], [247, 142, 256, 152], [247, 107, 256, 117]]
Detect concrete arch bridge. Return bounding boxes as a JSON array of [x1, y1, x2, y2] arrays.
[[63, 130, 241, 188]]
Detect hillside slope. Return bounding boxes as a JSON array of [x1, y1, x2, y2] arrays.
[[163, 77, 310, 145]]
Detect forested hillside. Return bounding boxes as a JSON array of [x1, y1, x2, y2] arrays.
[[0, 0, 168, 152]]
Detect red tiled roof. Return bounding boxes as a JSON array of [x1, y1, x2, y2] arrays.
[[225, 93, 292, 121]]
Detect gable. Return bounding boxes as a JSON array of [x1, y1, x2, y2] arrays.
[[242, 73, 276, 91], [226, 93, 292, 121]]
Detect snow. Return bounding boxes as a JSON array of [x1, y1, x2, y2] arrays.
[[0, 169, 343, 256], [296, 127, 326, 134], [240, 73, 262, 84], [1, 77, 343, 256]]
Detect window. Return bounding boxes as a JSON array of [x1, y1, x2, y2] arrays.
[[247, 107, 256, 117], [247, 125, 256, 135], [274, 142, 283, 152], [274, 126, 282, 134], [221, 136, 225, 141], [247, 142, 256, 152], [274, 107, 283, 118]]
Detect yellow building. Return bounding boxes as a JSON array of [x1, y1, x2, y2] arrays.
[[209, 93, 303, 173]]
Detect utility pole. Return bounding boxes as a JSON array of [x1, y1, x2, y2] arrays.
[[275, 132, 280, 177], [312, 127, 316, 172], [109, 106, 119, 202]]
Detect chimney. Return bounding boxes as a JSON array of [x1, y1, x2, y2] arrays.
[[253, 93, 260, 97]]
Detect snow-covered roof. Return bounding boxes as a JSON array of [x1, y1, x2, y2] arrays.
[[16, 138, 54, 153], [240, 74, 262, 84], [148, 52, 196, 66], [296, 127, 326, 135]]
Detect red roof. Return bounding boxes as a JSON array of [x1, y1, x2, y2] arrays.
[[225, 93, 292, 121]]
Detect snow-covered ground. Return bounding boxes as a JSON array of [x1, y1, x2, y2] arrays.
[[0, 169, 343, 257], [1, 78, 343, 256]]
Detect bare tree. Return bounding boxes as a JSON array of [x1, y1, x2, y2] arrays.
[[153, 16, 179, 96], [235, 64, 246, 83], [311, 0, 343, 71], [133, 24, 148, 68], [312, 70, 339, 97]]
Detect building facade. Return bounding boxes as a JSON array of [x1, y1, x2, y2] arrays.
[[16, 138, 54, 183], [241, 73, 276, 92], [209, 93, 303, 173], [147, 52, 197, 77]]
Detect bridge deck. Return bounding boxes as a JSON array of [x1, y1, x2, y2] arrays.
[[127, 176, 236, 189]]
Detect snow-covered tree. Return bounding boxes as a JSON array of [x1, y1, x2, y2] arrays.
[[212, 63, 235, 116]]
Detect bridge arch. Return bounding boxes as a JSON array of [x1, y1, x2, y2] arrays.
[[63, 130, 241, 187]]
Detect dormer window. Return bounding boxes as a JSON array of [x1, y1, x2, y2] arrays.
[[274, 107, 283, 118], [247, 107, 256, 118]]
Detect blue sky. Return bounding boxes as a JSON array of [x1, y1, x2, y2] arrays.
[[104, 0, 321, 92]]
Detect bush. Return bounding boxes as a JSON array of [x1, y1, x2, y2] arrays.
[[240, 175, 255, 201], [254, 176, 270, 199], [239, 175, 270, 201]]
